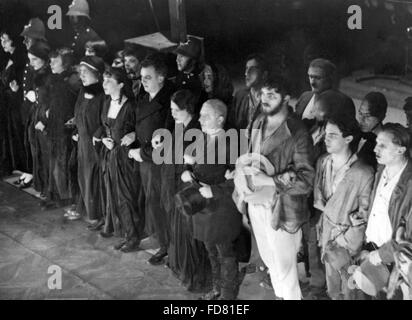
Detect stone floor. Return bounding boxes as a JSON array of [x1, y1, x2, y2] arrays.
[[0, 179, 278, 300]]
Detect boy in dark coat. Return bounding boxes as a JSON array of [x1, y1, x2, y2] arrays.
[[181, 99, 242, 300]]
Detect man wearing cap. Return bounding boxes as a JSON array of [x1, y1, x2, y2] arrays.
[[364, 123, 412, 299], [174, 38, 203, 114], [17, 17, 49, 188], [66, 0, 105, 60], [122, 47, 147, 103]]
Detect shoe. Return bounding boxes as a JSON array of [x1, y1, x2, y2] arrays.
[[148, 248, 168, 265], [13, 177, 24, 185], [113, 240, 127, 250], [87, 220, 104, 231], [66, 211, 81, 220], [120, 240, 141, 253], [99, 231, 113, 238], [18, 180, 33, 189], [198, 289, 221, 300]]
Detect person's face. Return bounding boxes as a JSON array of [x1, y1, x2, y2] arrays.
[[176, 54, 191, 72], [124, 55, 140, 78], [374, 131, 406, 166], [358, 101, 380, 133], [199, 103, 222, 133], [203, 65, 214, 93], [103, 73, 123, 97], [308, 66, 330, 93], [141, 66, 163, 94], [85, 46, 95, 57], [245, 58, 263, 89], [171, 101, 191, 124], [404, 108, 412, 131], [28, 53, 45, 71], [79, 65, 99, 86], [23, 36, 33, 49], [1, 33, 14, 53], [324, 122, 352, 154], [50, 56, 65, 74], [260, 87, 285, 116]]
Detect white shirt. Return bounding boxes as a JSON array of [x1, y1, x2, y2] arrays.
[[301, 94, 317, 120], [365, 162, 408, 247]]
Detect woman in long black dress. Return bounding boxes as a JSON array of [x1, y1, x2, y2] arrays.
[[159, 89, 211, 292], [0, 30, 27, 177], [27, 41, 51, 199], [93, 67, 144, 252], [72, 56, 105, 221], [45, 48, 81, 208]]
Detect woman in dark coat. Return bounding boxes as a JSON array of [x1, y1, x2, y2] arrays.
[[27, 41, 51, 198], [159, 89, 211, 292], [45, 48, 81, 207], [93, 67, 144, 252], [72, 56, 105, 221], [0, 30, 27, 177]]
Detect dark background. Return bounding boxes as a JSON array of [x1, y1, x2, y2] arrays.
[[1, 0, 411, 94]]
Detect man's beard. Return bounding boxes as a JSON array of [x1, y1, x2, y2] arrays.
[[127, 71, 139, 80], [262, 101, 284, 116]]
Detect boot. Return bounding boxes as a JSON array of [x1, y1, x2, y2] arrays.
[[219, 257, 239, 300]]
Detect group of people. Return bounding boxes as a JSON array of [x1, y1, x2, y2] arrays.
[[1, 0, 412, 301]]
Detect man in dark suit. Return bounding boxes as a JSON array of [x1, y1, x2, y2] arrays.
[[295, 58, 355, 129]]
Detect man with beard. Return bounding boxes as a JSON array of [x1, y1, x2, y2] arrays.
[[234, 76, 315, 299], [228, 53, 269, 130], [295, 58, 355, 129], [123, 47, 146, 103]]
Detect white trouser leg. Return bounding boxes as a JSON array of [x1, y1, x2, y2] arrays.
[[248, 204, 302, 300]]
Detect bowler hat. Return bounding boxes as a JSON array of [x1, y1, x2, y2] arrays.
[[175, 182, 207, 216]]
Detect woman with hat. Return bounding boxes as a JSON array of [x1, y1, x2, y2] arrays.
[[44, 48, 81, 209], [27, 40, 52, 202], [92, 66, 143, 252], [157, 89, 211, 291], [71, 55, 105, 221], [0, 28, 28, 178]]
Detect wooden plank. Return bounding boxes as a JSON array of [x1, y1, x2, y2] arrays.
[[169, 0, 186, 43]]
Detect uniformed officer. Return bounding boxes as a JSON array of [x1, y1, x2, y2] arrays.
[[66, 0, 106, 60]]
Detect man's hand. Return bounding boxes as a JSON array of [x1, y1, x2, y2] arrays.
[[199, 183, 213, 199], [369, 250, 382, 266], [92, 136, 102, 146], [121, 132, 135, 147], [35, 121, 45, 132], [181, 170, 194, 183], [102, 137, 114, 150], [251, 171, 275, 187], [151, 134, 163, 149], [9, 80, 19, 92], [25, 90, 36, 103], [183, 154, 196, 165], [72, 134, 79, 142], [128, 148, 143, 162]]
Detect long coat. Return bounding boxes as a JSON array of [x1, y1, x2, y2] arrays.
[[0, 47, 27, 176], [190, 130, 242, 245], [74, 84, 105, 220], [368, 160, 412, 264], [46, 70, 81, 200], [94, 97, 144, 241], [135, 82, 174, 247]]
